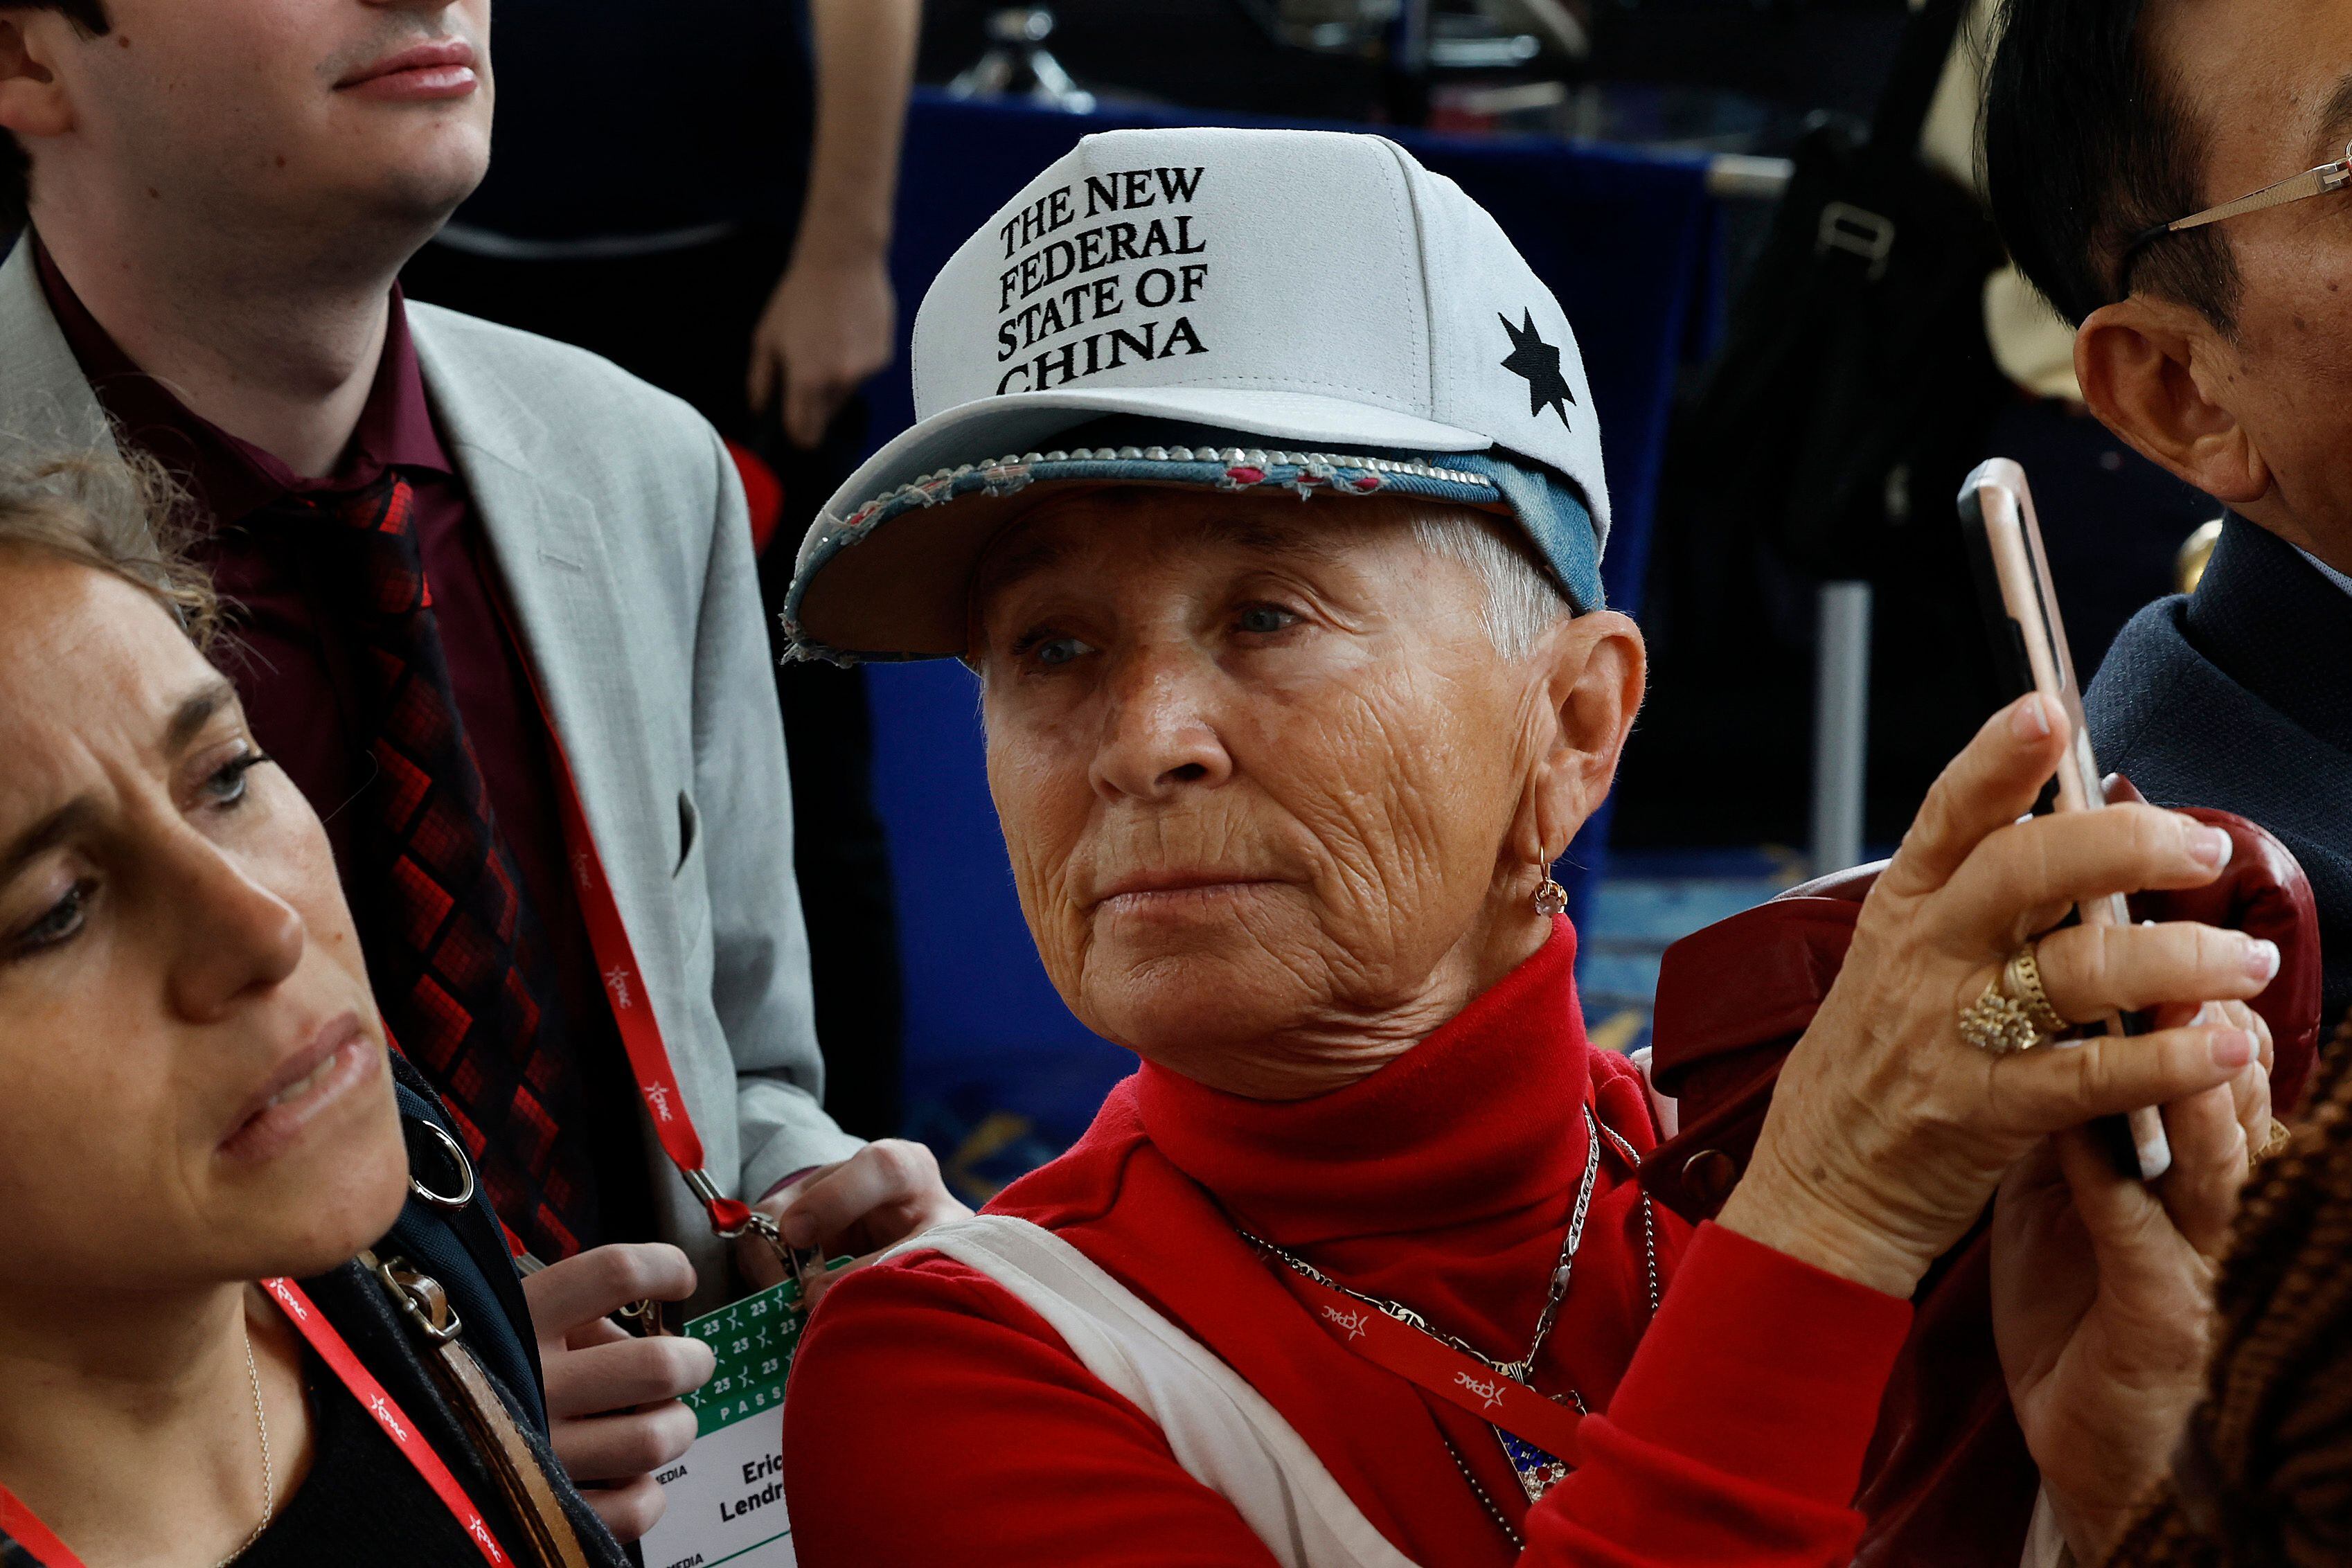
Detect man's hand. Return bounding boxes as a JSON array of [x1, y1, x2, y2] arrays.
[[748, 251, 898, 450], [736, 1139, 970, 1303], [523, 1243, 717, 1542], [1993, 998, 2274, 1564]]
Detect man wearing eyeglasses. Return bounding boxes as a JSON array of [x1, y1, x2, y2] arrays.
[[1984, 0, 2352, 1030]]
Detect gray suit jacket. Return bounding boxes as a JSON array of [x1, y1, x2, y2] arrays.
[[0, 240, 860, 1291]]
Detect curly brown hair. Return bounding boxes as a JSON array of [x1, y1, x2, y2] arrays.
[[0, 446, 217, 648], [2104, 1014, 2352, 1566], [0, 1, 112, 231]]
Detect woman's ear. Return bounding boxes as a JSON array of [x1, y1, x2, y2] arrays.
[[0, 17, 75, 145], [2075, 297, 2265, 506], [1515, 610, 1646, 865]]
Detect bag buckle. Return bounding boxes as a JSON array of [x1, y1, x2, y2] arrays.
[[365, 1251, 465, 1346], [1816, 201, 1897, 280]]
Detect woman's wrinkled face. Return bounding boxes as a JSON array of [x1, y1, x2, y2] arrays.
[[972, 490, 1614, 1096], [0, 553, 405, 1296]]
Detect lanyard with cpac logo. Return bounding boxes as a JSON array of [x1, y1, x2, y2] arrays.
[[1255, 1246, 1586, 1471], [481, 591, 795, 1272], [0, 1281, 511, 1568], [258, 1278, 515, 1567], [1241, 1105, 1658, 1506], [535, 710, 758, 1243]]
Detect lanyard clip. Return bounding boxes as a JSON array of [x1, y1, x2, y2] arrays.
[[688, 1168, 818, 1298]]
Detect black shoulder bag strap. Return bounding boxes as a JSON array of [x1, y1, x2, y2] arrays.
[[1821, 0, 1976, 267]]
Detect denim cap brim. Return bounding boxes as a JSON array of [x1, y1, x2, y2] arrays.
[[783, 416, 1605, 663]]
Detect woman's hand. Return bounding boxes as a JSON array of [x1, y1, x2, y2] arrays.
[[1719, 693, 2279, 1299], [736, 1139, 970, 1306], [1992, 999, 2272, 1565]]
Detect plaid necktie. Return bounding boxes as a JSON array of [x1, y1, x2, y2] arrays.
[[276, 473, 597, 1258]]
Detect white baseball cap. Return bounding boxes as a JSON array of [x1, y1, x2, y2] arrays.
[[787, 125, 1611, 661]]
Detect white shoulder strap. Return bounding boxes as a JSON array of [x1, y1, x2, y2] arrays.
[[891, 1215, 1423, 1568]]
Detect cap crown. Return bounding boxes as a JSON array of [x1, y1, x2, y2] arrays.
[[909, 126, 1611, 546]]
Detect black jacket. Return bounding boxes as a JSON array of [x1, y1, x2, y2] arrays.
[[2085, 513, 2352, 1026]]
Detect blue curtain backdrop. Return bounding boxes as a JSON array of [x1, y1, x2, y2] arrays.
[[853, 92, 1718, 1179]]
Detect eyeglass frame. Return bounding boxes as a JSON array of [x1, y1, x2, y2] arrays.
[[2112, 139, 2352, 301]]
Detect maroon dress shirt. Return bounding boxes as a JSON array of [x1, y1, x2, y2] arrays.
[[34, 237, 652, 1247]]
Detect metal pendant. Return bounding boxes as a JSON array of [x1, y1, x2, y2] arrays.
[[1495, 1426, 1571, 1504]]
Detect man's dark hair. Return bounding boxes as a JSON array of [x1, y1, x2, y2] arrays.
[[1984, 0, 2240, 330], [0, 1, 110, 233]]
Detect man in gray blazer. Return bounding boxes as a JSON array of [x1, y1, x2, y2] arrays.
[[0, 0, 958, 1540]]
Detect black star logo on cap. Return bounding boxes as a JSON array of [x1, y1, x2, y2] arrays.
[[1498, 309, 1575, 429]]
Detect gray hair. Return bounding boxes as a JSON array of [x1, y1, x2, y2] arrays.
[[1407, 505, 1575, 661]]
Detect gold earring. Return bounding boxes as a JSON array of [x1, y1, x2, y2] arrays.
[[1532, 857, 1567, 918]]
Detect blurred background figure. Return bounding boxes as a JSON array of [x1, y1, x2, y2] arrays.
[[404, 0, 926, 1141]]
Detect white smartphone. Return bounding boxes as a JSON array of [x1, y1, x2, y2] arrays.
[[1958, 458, 2171, 1182]]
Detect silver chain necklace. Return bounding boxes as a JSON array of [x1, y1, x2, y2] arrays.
[[1241, 1105, 1661, 1519], [212, 1306, 274, 1568]]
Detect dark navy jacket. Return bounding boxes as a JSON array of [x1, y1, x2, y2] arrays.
[[2085, 513, 2352, 1026], [387, 1051, 548, 1430]]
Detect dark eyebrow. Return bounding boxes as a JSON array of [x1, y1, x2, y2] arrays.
[[0, 679, 240, 885], [166, 679, 239, 755], [0, 800, 96, 883], [974, 508, 1345, 611], [2312, 72, 2352, 164], [972, 535, 1068, 607]]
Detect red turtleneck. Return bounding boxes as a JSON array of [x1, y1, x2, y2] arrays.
[[783, 922, 1912, 1565]]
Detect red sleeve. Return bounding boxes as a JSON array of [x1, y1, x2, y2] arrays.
[[782, 1254, 1283, 1567], [1526, 1222, 1914, 1567]]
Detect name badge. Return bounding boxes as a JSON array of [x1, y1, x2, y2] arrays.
[[638, 1262, 852, 1568]]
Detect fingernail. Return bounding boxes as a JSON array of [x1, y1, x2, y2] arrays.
[[2245, 938, 2281, 983], [2191, 1000, 2226, 1027], [2011, 693, 2051, 740], [2188, 823, 2234, 869], [2211, 1028, 2256, 1068]]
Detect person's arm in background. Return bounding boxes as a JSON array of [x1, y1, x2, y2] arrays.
[[749, 0, 923, 449]]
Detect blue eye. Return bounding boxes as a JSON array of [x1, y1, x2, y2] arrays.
[[12, 881, 91, 957], [1033, 636, 1089, 668], [1236, 605, 1300, 634], [202, 752, 271, 808]]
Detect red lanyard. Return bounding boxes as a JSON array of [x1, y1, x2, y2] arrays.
[[485, 591, 755, 1244], [260, 1279, 513, 1567], [535, 715, 753, 1237], [1280, 1267, 1585, 1466], [0, 1491, 84, 1568], [0, 1281, 510, 1568]]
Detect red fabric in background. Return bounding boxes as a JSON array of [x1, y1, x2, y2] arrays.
[[727, 440, 786, 556], [784, 922, 1914, 1566]]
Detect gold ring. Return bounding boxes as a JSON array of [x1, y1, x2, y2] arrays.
[[1959, 983, 2043, 1055], [2254, 1116, 2295, 1164], [1958, 943, 2062, 1055], [2001, 945, 2069, 1037]]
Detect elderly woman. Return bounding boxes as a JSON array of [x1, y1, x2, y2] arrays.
[[778, 127, 2280, 1566], [0, 452, 652, 1568]]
